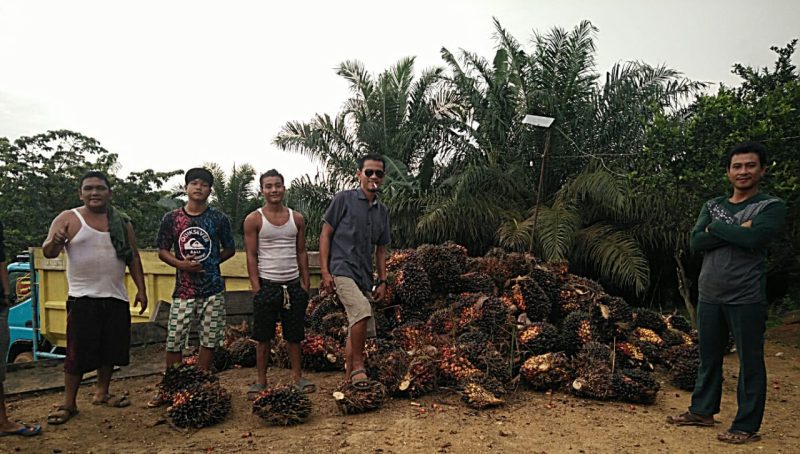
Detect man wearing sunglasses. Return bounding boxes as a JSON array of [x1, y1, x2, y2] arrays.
[[320, 154, 390, 389]]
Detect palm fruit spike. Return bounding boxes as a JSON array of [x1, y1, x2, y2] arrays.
[[252, 385, 312, 426], [333, 380, 388, 415], [632, 327, 665, 348], [517, 322, 560, 356], [475, 296, 511, 339], [661, 328, 686, 347], [665, 344, 699, 391], [365, 348, 409, 393], [556, 274, 604, 319], [501, 252, 531, 279], [158, 363, 218, 404], [212, 346, 234, 372], [301, 334, 344, 372], [462, 340, 510, 383], [559, 311, 596, 354], [612, 368, 660, 404], [167, 382, 231, 429], [529, 267, 564, 314], [426, 308, 457, 335], [229, 337, 258, 367], [391, 322, 435, 352], [508, 277, 551, 322], [664, 313, 692, 334], [570, 345, 614, 400], [467, 255, 512, 290], [414, 243, 465, 295], [596, 296, 634, 334], [223, 320, 251, 347], [461, 381, 505, 409], [520, 352, 572, 391], [459, 271, 497, 295]]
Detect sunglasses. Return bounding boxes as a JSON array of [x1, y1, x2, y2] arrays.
[[363, 169, 385, 178]]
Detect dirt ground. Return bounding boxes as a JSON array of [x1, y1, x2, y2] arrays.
[[3, 331, 799, 454]]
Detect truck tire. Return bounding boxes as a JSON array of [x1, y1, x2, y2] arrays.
[[12, 351, 34, 363]]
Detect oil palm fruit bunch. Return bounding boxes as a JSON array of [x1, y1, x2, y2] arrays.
[[167, 382, 231, 428], [301, 334, 344, 372], [397, 356, 438, 398], [426, 308, 456, 335], [664, 314, 692, 334], [438, 345, 482, 385], [632, 308, 668, 334], [630, 327, 666, 365], [570, 344, 614, 400], [306, 292, 343, 332], [229, 337, 258, 367], [270, 336, 290, 369], [391, 322, 435, 352], [557, 275, 604, 319], [460, 381, 505, 409], [517, 322, 560, 356], [252, 385, 312, 425], [415, 243, 465, 294], [529, 267, 564, 314], [614, 341, 650, 370], [462, 341, 510, 383], [393, 259, 433, 321], [223, 320, 251, 347], [631, 327, 665, 348], [665, 344, 699, 391], [661, 328, 687, 347], [595, 296, 633, 336], [507, 277, 551, 321], [459, 271, 497, 295], [501, 252, 531, 280], [559, 311, 597, 354], [212, 346, 233, 372], [520, 352, 572, 391], [158, 363, 219, 402], [457, 331, 491, 346], [365, 347, 410, 393], [474, 296, 511, 338], [612, 368, 660, 404], [333, 380, 388, 415], [466, 255, 512, 289], [319, 312, 349, 341]]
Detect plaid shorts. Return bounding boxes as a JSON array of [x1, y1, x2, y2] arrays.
[[165, 293, 225, 352]]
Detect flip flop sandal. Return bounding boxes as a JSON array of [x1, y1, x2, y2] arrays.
[[349, 369, 371, 389], [47, 406, 79, 425], [665, 411, 715, 427], [294, 377, 317, 394], [718, 430, 762, 444], [247, 383, 267, 400], [147, 393, 171, 408], [0, 423, 42, 437], [93, 394, 130, 408]]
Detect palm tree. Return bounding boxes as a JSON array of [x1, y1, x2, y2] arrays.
[[205, 163, 260, 245]]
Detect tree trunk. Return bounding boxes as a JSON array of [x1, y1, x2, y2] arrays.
[[674, 248, 697, 328]]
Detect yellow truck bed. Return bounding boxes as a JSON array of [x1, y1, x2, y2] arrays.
[[31, 247, 321, 348]]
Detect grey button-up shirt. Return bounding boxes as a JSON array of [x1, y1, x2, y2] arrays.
[[323, 188, 391, 292]]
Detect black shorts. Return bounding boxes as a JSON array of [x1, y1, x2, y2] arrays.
[[64, 296, 131, 375], [252, 278, 309, 343]]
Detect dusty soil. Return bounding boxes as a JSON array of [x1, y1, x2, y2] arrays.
[[4, 335, 799, 454]]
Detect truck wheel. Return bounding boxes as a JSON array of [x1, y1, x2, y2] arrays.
[[13, 351, 34, 363]]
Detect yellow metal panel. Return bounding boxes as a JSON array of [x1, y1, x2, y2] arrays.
[[31, 248, 321, 348]]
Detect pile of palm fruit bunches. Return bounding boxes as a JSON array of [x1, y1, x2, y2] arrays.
[[157, 242, 703, 426]]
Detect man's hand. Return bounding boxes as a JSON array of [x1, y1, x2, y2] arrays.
[[301, 281, 310, 293], [134, 290, 148, 315], [741, 220, 753, 228], [372, 283, 387, 303], [177, 259, 204, 273], [54, 223, 70, 246], [320, 272, 335, 294]]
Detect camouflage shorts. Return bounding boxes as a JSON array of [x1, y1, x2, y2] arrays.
[[165, 293, 225, 352]]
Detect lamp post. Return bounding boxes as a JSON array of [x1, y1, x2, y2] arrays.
[[522, 114, 555, 252]]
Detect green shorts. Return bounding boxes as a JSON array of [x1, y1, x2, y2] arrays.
[[165, 293, 225, 352]]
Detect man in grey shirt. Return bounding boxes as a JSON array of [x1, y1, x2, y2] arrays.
[[320, 154, 390, 388]]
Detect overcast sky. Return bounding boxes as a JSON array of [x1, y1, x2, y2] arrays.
[[1, 0, 798, 186]]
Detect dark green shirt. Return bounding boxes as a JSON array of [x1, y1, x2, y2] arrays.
[[691, 192, 786, 304]]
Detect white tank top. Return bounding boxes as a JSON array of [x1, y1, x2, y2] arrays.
[[65, 209, 129, 301], [256, 208, 300, 282]]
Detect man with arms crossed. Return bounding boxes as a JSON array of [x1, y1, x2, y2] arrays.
[[667, 142, 786, 445], [149, 168, 235, 407], [320, 154, 390, 387], [244, 169, 313, 398], [1, 220, 41, 436], [43, 171, 147, 424]]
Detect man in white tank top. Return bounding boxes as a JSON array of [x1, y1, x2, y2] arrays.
[[243, 169, 313, 397], [41, 172, 147, 425]]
